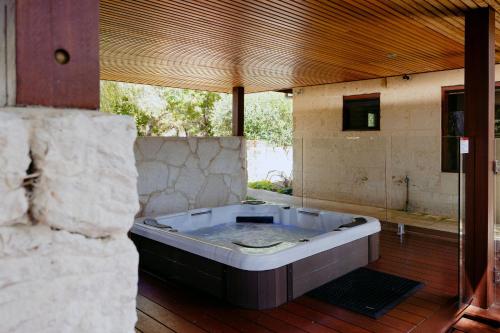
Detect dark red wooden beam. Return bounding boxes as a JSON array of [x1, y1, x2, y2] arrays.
[[464, 6, 495, 308], [232, 86, 244, 136], [15, 0, 99, 109]]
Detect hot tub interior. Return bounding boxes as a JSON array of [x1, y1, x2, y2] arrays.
[[185, 222, 323, 253]]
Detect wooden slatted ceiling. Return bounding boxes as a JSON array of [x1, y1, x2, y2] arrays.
[[100, 0, 500, 93]]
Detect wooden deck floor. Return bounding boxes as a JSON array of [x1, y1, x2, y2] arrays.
[[135, 230, 459, 333], [450, 316, 500, 332]]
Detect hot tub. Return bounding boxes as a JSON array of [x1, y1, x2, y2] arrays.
[[131, 203, 381, 309]]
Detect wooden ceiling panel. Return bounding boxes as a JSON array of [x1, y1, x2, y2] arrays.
[[100, 0, 500, 93]]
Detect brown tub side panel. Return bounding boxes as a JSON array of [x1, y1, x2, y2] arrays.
[[226, 266, 288, 309], [369, 232, 380, 262], [292, 237, 369, 298], [132, 231, 379, 309], [131, 234, 226, 298]]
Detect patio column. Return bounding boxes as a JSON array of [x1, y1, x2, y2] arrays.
[[15, 0, 99, 109], [0, 1, 139, 332], [464, 6, 495, 308], [232, 86, 244, 136]]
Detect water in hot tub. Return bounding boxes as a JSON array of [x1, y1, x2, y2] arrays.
[[184, 222, 323, 253]]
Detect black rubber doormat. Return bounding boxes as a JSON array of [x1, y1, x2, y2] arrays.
[[308, 267, 424, 319]]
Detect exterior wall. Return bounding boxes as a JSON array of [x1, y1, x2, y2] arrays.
[[135, 137, 247, 217], [0, 108, 139, 333], [246, 140, 292, 182], [293, 66, 500, 218]]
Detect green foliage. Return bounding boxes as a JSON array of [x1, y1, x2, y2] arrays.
[[100, 81, 153, 136], [101, 81, 222, 137], [248, 180, 275, 191], [277, 187, 293, 195], [100, 81, 292, 147], [244, 93, 293, 147], [248, 180, 293, 195], [163, 89, 221, 137], [211, 92, 293, 147]]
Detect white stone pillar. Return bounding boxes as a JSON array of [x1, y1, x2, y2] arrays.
[[0, 109, 140, 333], [1, 0, 138, 330]]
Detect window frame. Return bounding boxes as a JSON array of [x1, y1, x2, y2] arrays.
[[342, 93, 381, 131], [441, 83, 500, 173], [441, 85, 464, 173]]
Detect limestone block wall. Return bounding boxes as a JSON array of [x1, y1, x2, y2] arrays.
[[0, 108, 139, 333], [135, 137, 247, 217], [0, 112, 30, 226], [293, 65, 500, 218]]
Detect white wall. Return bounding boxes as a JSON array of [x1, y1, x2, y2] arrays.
[[293, 66, 500, 218], [246, 140, 292, 182], [135, 137, 247, 216]]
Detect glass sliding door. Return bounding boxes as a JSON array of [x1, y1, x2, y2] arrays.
[[457, 137, 468, 306]]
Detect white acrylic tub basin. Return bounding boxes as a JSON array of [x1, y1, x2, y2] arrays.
[[131, 203, 381, 271]]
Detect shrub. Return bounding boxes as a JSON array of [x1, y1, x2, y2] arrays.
[[248, 180, 275, 191], [277, 187, 293, 195], [248, 180, 293, 195]]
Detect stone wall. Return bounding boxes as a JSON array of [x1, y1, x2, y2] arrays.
[[293, 66, 500, 219], [0, 108, 139, 333], [135, 137, 247, 217]]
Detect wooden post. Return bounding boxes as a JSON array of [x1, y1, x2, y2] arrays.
[[232, 86, 244, 136], [15, 0, 99, 109], [0, 0, 16, 106], [464, 7, 495, 308]]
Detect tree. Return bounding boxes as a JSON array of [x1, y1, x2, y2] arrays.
[[100, 81, 293, 147], [101, 81, 222, 137], [244, 92, 293, 147], [211, 92, 293, 147], [101, 81, 145, 135], [163, 89, 221, 137]]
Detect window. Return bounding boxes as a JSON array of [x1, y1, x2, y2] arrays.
[[343, 93, 380, 131], [441, 85, 500, 172]]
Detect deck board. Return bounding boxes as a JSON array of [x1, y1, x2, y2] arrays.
[[136, 310, 176, 333], [136, 295, 207, 333], [281, 302, 371, 333], [263, 307, 340, 333], [136, 230, 458, 332], [452, 317, 500, 333]]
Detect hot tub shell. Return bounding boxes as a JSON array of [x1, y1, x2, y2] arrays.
[[131, 204, 380, 309]]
